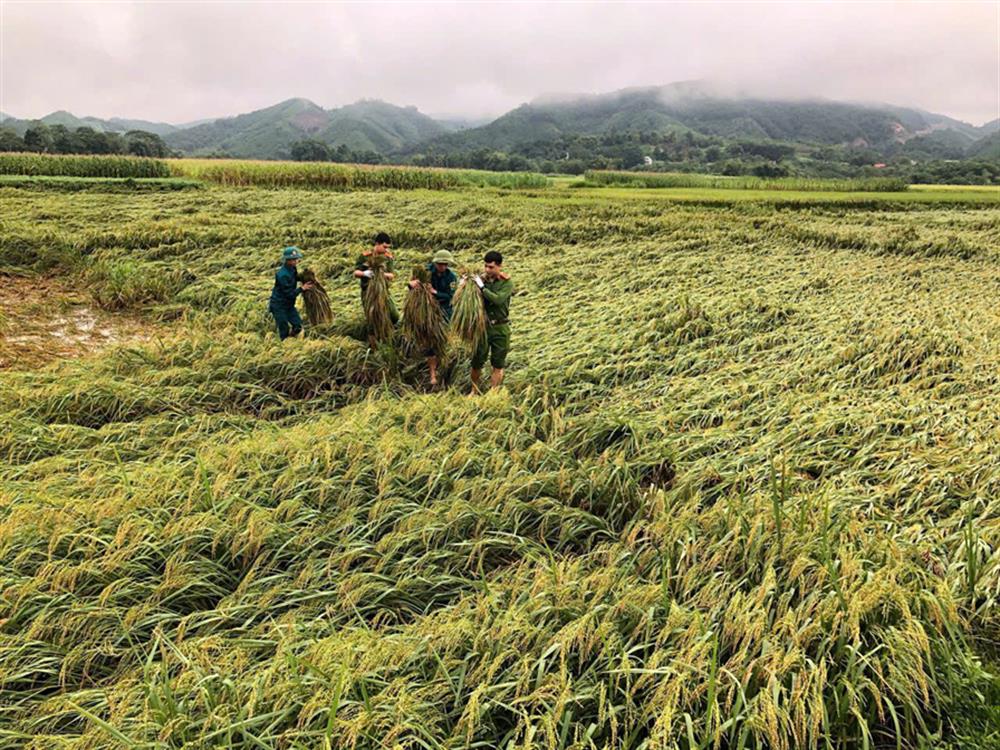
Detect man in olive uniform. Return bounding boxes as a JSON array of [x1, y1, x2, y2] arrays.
[[353, 232, 398, 346], [471, 250, 513, 391], [409, 249, 457, 386], [353, 231, 397, 307], [269, 246, 313, 340]]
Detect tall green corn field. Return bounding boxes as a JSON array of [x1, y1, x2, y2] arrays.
[[0, 151, 171, 178], [169, 158, 549, 190]]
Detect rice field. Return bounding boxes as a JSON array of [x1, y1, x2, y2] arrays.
[[582, 170, 911, 192], [0, 178, 998, 749], [584, 170, 909, 193], [0, 175, 203, 192]]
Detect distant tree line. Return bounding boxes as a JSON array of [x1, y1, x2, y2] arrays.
[[407, 132, 806, 177], [906, 160, 999, 185], [0, 123, 171, 157], [290, 140, 385, 165], [403, 130, 998, 184], [7, 121, 989, 184]]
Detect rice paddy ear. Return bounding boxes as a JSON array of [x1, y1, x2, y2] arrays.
[[450, 271, 487, 346], [300, 268, 333, 326], [363, 254, 394, 345], [401, 273, 447, 358]]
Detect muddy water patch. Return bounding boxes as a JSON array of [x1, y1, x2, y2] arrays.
[[0, 275, 153, 369]]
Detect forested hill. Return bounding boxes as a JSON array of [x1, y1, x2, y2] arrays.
[[162, 98, 451, 159], [0, 110, 178, 137], [2, 84, 996, 180], [414, 83, 983, 153]]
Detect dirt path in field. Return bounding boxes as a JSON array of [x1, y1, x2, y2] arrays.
[[0, 275, 151, 370]]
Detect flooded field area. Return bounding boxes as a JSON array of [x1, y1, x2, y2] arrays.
[[0, 274, 150, 369]]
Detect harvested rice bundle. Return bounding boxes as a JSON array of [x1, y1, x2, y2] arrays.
[[450, 269, 487, 346], [363, 253, 394, 344], [401, 265, 447, 356], [298, 268, 333, 326]]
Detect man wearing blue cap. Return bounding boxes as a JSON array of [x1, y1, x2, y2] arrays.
[[269, 246, 313, 340]]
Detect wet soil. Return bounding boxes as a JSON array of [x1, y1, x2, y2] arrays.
[[0, 275, 151, 369]]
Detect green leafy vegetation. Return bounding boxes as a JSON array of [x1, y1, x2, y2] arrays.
[[0, 122, 172, 157], [0, 180, 998, 748]]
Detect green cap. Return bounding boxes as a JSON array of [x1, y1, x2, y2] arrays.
[[282, 246, 303, 261], [431, 250, 455, 265]]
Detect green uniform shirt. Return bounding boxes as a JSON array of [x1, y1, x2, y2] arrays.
[[481, 277, 513, 325]]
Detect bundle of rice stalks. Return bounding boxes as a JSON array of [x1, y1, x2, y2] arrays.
[[401, 265, 447, 356], [363, 253, 394, 344], [450, 270, 486, 346], [298, 267, 332, 326]]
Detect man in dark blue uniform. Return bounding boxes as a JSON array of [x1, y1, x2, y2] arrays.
[[269, 247, 313, 340]]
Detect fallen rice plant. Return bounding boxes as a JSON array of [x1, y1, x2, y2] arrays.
[[0, 178, 997, 749], [401, 265, 447, 356], [362, 253, 395, 345], [299, 267, 333, 326], [584, 169, 910, 192], [450, 271, 487, 346]]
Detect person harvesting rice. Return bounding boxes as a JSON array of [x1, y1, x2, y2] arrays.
[[469, 250, 512, 391], [353, 232, 398, 311], [268, 246, 313, 340], [354, 232, 398, 347], [407, 250, 457, 386]]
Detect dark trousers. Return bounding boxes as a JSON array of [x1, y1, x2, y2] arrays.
[[270, 304, 303, 340]]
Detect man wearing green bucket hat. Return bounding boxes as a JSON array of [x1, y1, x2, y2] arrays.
[[269, 246, 313, 340], [408, 249, 458, 386]]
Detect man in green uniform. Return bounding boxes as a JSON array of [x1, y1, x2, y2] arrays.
[[470, 250, 513, 391], [353, 232, 398, 346], [269, 246, 313, 340], [353, 231, 397, 305], [409, 249, 457, 386]]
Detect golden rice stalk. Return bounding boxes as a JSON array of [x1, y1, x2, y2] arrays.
[[402, 266, 447, 356], [450, 270, 486, 346], [298, 268, 333, 326], [363, 254, 394, 344]]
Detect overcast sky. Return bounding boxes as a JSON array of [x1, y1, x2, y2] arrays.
[[2, 1, 998, 125]]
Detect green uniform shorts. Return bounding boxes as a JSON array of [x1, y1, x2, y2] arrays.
[[472, 323, 510, 369]]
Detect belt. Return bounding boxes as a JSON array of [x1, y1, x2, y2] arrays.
[[488, 318, 508, 326]]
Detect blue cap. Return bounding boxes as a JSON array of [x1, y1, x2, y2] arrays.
[[282, 246, 303, 261]]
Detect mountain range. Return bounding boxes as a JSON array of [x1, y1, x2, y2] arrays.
[[0, 109, 180, 137], [2, 82, 997, 162], [421, 85, 995, 150]]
